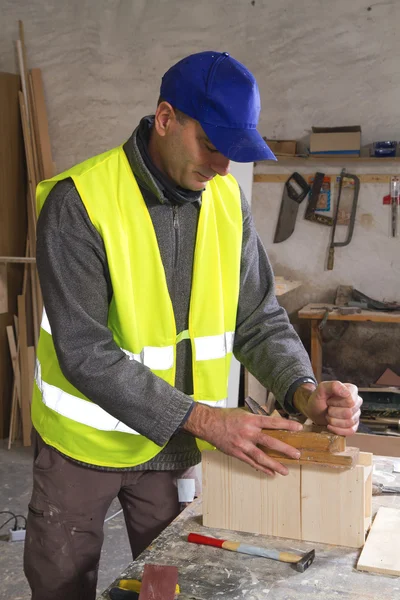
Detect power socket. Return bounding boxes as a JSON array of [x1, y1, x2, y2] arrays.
[[9, 528, 26, 542]]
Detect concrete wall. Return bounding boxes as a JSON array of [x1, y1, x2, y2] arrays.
[[2, 0, 400, 382]]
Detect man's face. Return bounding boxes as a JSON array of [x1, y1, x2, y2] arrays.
[[154, 107, 231, 191]]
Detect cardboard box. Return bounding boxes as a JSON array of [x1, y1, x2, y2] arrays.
[[265, 139, 297, 156], [310, 126, 361, 157]]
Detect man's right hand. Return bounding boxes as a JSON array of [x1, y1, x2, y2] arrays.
[[183, 403, 302, 477]]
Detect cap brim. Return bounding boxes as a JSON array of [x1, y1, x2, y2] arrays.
[[201, 123, 277, 163]]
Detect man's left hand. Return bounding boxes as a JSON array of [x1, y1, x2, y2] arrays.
[[295, 381, 363, 436]]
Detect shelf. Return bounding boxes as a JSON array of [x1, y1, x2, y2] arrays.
[[272, 155, 400, 163], [254, 173, 396, 184]]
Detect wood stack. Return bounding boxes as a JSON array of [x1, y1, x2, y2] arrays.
[[1, 21, 55, 448]]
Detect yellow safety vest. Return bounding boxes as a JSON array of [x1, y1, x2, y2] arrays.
[[32, 145, 242, 467]]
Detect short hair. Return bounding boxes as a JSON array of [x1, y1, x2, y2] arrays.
[[157, 96, 188, 125]]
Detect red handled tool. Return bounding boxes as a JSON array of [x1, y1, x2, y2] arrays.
[[188, 533, 315, 573]]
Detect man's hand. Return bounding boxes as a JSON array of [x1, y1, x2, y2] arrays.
[[183, 404, 303, 477], [294, 381, 363, 436]]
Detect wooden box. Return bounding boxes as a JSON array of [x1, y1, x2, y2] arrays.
[[202, 450, 372, 548]]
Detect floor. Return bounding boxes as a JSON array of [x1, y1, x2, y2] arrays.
[[0, 440, 132, 600]]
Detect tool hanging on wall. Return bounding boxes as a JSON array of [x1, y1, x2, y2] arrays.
[[327, 168, 360, 270], [273, 172, 310, 243], [304, 171, 333, 226], [390, 176, 399, 237]]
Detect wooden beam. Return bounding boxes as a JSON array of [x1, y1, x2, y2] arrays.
[[0, 256, 36, 263], [30, 68, 54, 179], [202, 450, 372, 548], [0, 263, 7, 314], [261, 429, 346, 453], [357, 507, 400, 576], [17, 294, 32, 446], [265, 446, 360, 468]]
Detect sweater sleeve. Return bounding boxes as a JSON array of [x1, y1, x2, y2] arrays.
[[234, 189, 316, 412], [36, 179, 193, 446]]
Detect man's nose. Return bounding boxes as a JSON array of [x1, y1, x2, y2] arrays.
[[211, 155, 230, 177]]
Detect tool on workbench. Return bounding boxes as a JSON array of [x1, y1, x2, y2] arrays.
[[188, 533, 315, 573], [244, 395, 270, 416], [109, 588, 139, 600], [327, 168, 360, 270], [273, 172, 310, 243], [304, 171, 333, 226], [372, 483, 400, 495], [390, 176, 399, 237]]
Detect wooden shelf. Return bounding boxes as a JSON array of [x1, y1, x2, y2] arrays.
[[254, 173, 397, 184], [270, 155, 400, 163]]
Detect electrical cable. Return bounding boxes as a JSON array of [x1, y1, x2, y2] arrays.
[[0, 511, 17, 531], [0, 510, 27, 531], [0, 516, 18, 531]]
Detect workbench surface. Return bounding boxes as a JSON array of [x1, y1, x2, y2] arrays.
[[99, 463, 400, 600]]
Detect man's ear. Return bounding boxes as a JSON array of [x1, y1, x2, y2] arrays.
[[154, 101, 176, 137]]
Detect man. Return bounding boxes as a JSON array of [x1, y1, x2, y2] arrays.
[[24, 51, 362, 599]]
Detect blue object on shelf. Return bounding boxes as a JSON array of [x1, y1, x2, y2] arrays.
[[372, 141, 397, 157]]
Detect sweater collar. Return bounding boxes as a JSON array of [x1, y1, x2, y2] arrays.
[[124, 116, 202, 206]]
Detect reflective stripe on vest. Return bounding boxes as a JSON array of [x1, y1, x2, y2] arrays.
[[33, 145, 242, 467], [35, 356, 228, 436]]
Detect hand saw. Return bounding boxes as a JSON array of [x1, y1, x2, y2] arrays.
[[273, 172, 310, 243]]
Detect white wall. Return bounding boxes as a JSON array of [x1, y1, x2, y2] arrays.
[[2, 0, 400, 303], [3, 1, 400, 171]]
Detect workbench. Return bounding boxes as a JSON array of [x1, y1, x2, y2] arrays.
[[98, 458, 400, 600], [298, 303, 400, 383]]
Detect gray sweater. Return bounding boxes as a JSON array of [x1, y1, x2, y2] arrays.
[[36, 117, 316, 471]]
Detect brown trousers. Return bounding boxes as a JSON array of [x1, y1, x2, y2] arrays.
[[23, 437, 181, 600]]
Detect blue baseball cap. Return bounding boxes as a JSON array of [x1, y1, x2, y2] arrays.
[[160, 51, 277, 163]]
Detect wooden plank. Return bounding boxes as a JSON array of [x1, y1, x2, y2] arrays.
[[299, 303, 400, 323], [30, 68, 54, 179], [19, 92, 37, 257], [266, 446, 359, 468], [202, 450, 370, 548], [0, 72, 27, 439], [0, 257, 35, 263], [357, 507, 400, 576], [138, 564, 179, 600], [17, 294, 32, 446], [17, 21, 41, 184], [301, 463, 366, 548], [202, 450, 301, 539], [0, 263, 7, 314], [261, 429, 346, 453]]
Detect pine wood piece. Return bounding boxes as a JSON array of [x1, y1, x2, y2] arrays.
[[30, 68, 54, 179], [202, 451, 302, 540], [138, 564, 179, 600], [202, 450, 372, 548], [0, 263, 7, 314], [0, 72, 27, 439], [262, 429, 346, 452], [357, 507, 400, 576], [266, 446, 359, 468], [17, 295, 32, 446], [0, 257, 36, 263]]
